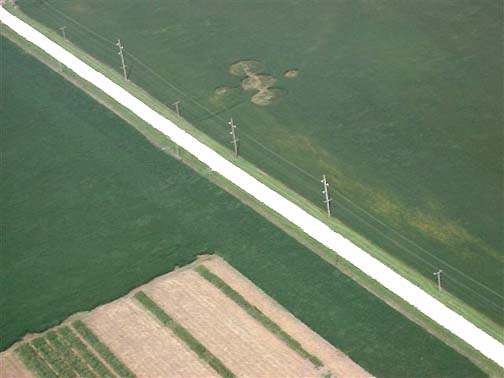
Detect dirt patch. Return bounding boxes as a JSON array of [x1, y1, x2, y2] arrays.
[[0, 351, 34, 378], [241, 74, 277, 91], [226, 60, 295, 105], [251, 88, 286, 106], [214, 86, 234, 95], [284, 69, 300, 78], [229, 60, 265, 77]]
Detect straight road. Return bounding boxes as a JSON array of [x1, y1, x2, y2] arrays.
[[1, 6, 503, 369]]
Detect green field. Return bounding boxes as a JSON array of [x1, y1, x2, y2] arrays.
[[14, 0, 503, 325], [0, 36, 488, 377]]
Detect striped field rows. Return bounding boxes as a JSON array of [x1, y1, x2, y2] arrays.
[[8, 256, 367, 378]]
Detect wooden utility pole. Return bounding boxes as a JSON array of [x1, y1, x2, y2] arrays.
[[59, 26, 67, 40], [434, 270, 443, 291], [321, 174, 332, 217], [116, 39, 128, 81], [228, 118, 239, 157], [173, 100, 181, 116]]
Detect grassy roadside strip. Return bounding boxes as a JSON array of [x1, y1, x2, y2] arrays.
[[58, 326, 115, 378], [134, 291, 235, 378], [46, 331, 96, 378], [15, 343, 58, 378], [72, 321, 135, 378], [196, 265, 323, 368], [3, 4, 500, 348], [31, 337, 75, 378], [1, 9, 501, 376]]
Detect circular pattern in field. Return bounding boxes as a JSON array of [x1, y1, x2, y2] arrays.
[[251, 88, 286, 106], [229, 60, 265, 76], [241, 75, 277, 91], [284, 69, 299, 78]]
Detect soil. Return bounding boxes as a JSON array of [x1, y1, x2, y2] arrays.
[[86, 298, 218, 378], [284, 69, 300, 78], [241, 74, 277, 91], [0, 351, 34, 378], [251, 88, 286, 106], [214, 86, 234, 95], [229, 60, 264, 77], [145, 269, 322, 378]]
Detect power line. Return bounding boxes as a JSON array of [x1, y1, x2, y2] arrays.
[[36, 1, 504, 307]]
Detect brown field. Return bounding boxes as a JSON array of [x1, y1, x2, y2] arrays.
[[86, 298, 219, 378], [1, 256, 369, 378], [0, 352, 34, 378], [147, 269, 320, 377]]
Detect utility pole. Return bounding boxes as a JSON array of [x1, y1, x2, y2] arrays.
[[172, 100, 181, 117], [59, 26, 67, 40], [434, 270, 443, 291], [116, 39, 128, 81], [228, 118, 239, 158], [321, 174, 332, 217]]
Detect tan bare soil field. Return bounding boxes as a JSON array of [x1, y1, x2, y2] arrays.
[[2, 256, 369, 378], [147, 269, 321, 377], [86, 297, 219, 378], [0, 352, 34, 378]]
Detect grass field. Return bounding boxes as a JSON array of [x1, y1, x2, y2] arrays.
[[13, 0, 503, 326], [0, 35, 489, 377]]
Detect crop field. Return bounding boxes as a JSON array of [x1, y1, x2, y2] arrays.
[[0, 33, 488, 377], [1, 257, 370, 378], [13, 0, 504, 325]]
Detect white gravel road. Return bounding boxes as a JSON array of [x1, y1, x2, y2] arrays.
[[1, 7, 502, 369]]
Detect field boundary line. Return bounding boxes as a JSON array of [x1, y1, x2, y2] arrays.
[[1, 7, 503, 369]]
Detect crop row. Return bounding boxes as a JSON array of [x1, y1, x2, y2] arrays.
[[15, 343, 57, 378], [46, 330, 97, 378], [58, 326, 115, 378], [196, 265, 323, 367], [72, 320, 135, 378], [32, 336, 76, 378], [134, 291, 235, 378]]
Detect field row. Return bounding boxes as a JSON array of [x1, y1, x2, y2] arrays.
[[1, 257, 368, 378]]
